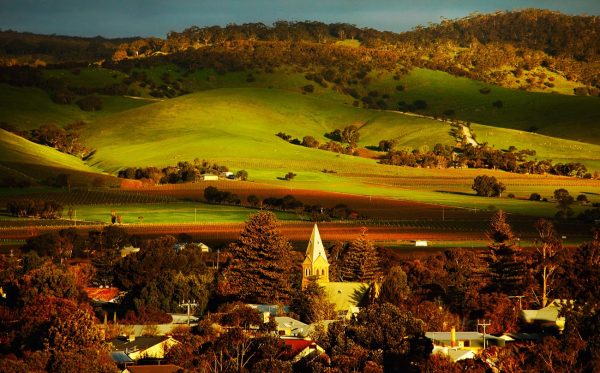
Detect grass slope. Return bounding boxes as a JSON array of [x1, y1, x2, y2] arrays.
[[0, 129, 116, 185], [373, 68, 600, 144], [0, 83, 154, 130]]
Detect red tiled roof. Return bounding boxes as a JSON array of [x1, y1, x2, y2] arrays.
[[282, 338, 318, 357], [126, 365, 182, 373], [85, 287, 119, 302]]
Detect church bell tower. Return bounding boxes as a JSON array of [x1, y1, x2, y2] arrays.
[[302, 224, 330, 289]]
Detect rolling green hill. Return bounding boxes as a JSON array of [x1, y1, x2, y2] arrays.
[[0, 83, 155, 130], [82, 86, 600, 172], [0, 129, 116, 185]]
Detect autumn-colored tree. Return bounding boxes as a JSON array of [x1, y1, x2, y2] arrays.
[[18, 262, 84, 304], [378, 266, 411, 307], [340, 233, 380, 282], [485, 210, 529, 295], [291, 280, 336, 324], [220, 211, 294, 303], [342, 302, 432, 371], [533, 219, 562, 307]]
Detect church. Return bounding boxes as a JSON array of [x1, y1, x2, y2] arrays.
[[301, 224, 370, 318]]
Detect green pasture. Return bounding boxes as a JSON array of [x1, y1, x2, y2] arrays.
[[0, 83, 154, 130], [0, 129, 99, 172], [70, 202, 300, 224], [81, 86, 600, 172], [43, 68, 128, 89], [369, 68, 600, 144]]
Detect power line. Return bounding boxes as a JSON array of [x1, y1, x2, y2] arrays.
[[477, 319, 491, 349]]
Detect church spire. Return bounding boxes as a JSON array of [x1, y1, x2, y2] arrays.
[[306, 224, 327, 263], [302, 224, 330, 288]]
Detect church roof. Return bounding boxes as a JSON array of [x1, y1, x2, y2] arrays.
[[321, 282, 369, 312], [306, 224, 328, 264]]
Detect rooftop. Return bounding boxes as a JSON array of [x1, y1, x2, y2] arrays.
[[124, 365, 183, 373], [109, 335, 172, 352], [321, 282, 368, 312]]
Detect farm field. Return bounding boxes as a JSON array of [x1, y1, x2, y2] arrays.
[[1, 64, 599, 248]]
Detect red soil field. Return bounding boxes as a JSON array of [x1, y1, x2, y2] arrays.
[[121, 180, 487, 220]]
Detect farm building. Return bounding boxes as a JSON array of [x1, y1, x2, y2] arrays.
[[200, 174, 218, 181]]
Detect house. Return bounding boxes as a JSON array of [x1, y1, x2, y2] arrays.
[[200, 174, 218, 181], [223, 171, 234, 179], [520, 299, 567, 331], [425, 328, 504, 351], [122, 365, 183, 373], [173, 242, 210, 253], [430, 346, 476, 362], [415, 240, 428, 247], [301, 224, 369, 318], [85, 287, 121, 303], [120, 246, 140, 257], [281, 337, 327, 363], [110, 351, 134, 369], [109, 335, 180, 362], [247, 303, 290, 317], [274, 316, 309, 337]]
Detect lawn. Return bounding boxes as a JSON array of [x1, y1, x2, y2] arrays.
[[70, 202, 300, 224]]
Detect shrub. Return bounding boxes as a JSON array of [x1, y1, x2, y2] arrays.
[[472, 175, 506, 197], [302, 84, 314, 93], [529, 193, 542, 201], [76, 95, 102, 111]]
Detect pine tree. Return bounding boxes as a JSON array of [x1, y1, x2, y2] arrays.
[[485, 210, 528, 295], [340, 233, 380, 282], [220, 211, 293, 303]]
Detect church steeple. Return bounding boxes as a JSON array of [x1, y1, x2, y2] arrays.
[[302, 224, 329, 288]]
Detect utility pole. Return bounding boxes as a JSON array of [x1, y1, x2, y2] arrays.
[[478, 319, 491, 349], [508, 295, 525, 309], [179, 300, 198, 326]]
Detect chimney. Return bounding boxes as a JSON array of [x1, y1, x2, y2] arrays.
[[128, 334, 135, 342], [450, 327, 456, 347]]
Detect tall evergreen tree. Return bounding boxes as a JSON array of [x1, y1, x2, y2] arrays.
[[379, 266, 411, 307], [485, 210, 529, 295], [340, 233, 380, 282], [220, 211, 293, 303]]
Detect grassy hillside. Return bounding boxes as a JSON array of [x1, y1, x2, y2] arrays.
[[82, 87, 454, 171], [83, 86, 600, 171], [0, 129, 118, 186], [371, 69, 600, 144], [0, 83, 154, 130]]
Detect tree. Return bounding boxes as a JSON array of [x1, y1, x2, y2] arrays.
[[220, 211, 294, 303], [341, 302, 432, 372], [247, 194, 259, 207], [18, 262, 84, 304], [533, 219, 562, 307], [485, 210, 529, 295], [301, 136, 320, 148], [554, 188, 574, 218], [341, 125, 360, 147], [340, 232, 380, 282], [378, 266, 411, 307], [291, 280, 336, 324], [236, 169, 249, 181], [472, 175, 505, 197], [284, 172, 296, 181]]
